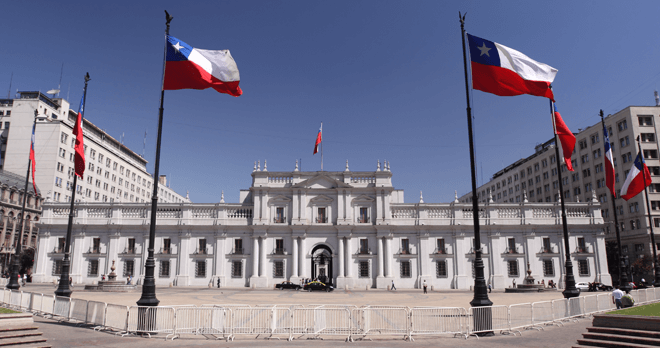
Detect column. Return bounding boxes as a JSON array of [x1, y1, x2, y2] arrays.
[[71, 232, 85, 282], [292, 237, 299, 278], [385, 237, 393, 277], [214, 235, 224, 277], [338, 237, 345, 277], [377, 237, 384, 277], [346, 237, 353, 278], [252, 237, 259, 278], [300, 237, 307, 278], [260, 236, 267, 278]]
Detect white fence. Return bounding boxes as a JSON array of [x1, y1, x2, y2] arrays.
[[1, 288, 659, 340]]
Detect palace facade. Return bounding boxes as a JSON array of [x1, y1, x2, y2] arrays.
[[33, 163, 611, 289]]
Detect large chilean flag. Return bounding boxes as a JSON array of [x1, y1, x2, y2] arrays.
[[620, 153, 652, 201], [467, 34, 557, 101], [603, 124, 616, 197], [164, 36, 242, 97]]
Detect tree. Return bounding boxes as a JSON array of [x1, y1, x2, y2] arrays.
[[631, 255, 653, 283]]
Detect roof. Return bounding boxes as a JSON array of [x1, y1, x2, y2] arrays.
[[0, 170, 40, 196]]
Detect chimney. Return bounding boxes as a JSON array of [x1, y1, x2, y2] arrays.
[[159, 175, 167, 186]]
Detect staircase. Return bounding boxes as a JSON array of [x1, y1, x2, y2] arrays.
[[574, 314, 660, 348], [0, 313, 50, 348]]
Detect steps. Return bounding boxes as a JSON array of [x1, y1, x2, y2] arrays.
[[0, 313, 50, 348], [573, 315, 660, 348]]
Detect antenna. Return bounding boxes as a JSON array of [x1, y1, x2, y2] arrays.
[[67, 83, 70, 100], [7, 72, 12, 99], [121, 132, 124, 144], [655, 90, 659, 106], [57, 63, 64, 97], [142, 130, 147, 156]]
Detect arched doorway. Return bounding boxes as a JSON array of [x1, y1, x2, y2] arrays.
[[311, 244, 333, 285]]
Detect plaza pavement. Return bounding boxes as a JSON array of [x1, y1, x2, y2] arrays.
[[12, 283, 605, 347]]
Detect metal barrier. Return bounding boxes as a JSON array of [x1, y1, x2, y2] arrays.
[[0, 289, 9, 305], [508, 303, 533, 331], [126, 306, 176, 336], [28, 293, 43, 313], [41, 295, 55, 317], [69, 298, 88, 323], [20, 291, 32, 310], [567, 297, 584, 318], [409, 307, 468, 339], [86, 301, 107, 328], [531, 301, 553, 326], [104, 304, 129, 332], [597, 293, 613, 312], [468, 305, 509, 336], [230, 307, 272, 336], [173, 306, 232, 340], [53, 296, 72, 320], [356, 306, 409, 339], [583, 295, 599, 315], [9, 290, 21, 309], [291, 307, 352, 341]]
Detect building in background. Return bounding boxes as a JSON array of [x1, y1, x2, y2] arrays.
[[0, 170, 43, 275], [34, 163, 609, 289], [0, 92, 188, 205], [459, 104, 660, 282]]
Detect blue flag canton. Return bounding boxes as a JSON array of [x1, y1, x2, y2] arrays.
[[634, 153, 646, 169], [166, 36, 193, 61], [603, 125, 611, 152], [467, 34, 501, 67]]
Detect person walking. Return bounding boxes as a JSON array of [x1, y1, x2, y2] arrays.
[[391, 280, 397, 291], [612, 287, 624, 309], [423, 280, 427, 294], [217, 278, 221, 288], [488, 282, 492, 293]]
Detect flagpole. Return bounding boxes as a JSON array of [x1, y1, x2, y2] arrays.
[[549, 99, 579, 298], [320, 122, 323, 172], [601, 110, 631, 292], [636, 134, 660, 287], [137, 10, 172, 308], [6, 110, 39, 291], [459, 12, 492, 310], [55, 73, 90, 297]]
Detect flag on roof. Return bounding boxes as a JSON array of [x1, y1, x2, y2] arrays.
[[29, 123, 37, 194], [73, 94, 85, 178], [620, 152, 652, 201], [467, 34, 557, 100], [553, 103, 575, 171], [313, 123, 322, 155], [603, 124, 616, 197], [164, 35, 242, 97]]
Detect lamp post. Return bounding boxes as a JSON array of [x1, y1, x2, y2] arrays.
[[6, 110, 38, 290]]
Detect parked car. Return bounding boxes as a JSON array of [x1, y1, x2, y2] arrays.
[[275, 281, 301, 290], [303, 281, 334, 292], [575, 282, 590, 291], [597, 283, 613, 291]]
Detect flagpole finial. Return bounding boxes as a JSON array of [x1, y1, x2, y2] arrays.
[[345, 160, 349, 172], [599, 109, 604, 120], [84, 72, 90, 83], [165, 10, 173, 26]]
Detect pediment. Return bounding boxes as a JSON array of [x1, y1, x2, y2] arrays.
[[292, 174, 352, 189], [268, 194, 292, 205], [351, 194, 374, 205], [309, 195, 334, 204]]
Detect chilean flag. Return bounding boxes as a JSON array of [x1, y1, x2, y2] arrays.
[[29, 123, 37, 195], [620, 153, 652, 201], [552, 103, 575, 171], [164, 36, 242, 97], [73, 94, 85, 178], [313, 123, 322, 155], [603, 124, 616, 197], [468, 34, 557, 101]]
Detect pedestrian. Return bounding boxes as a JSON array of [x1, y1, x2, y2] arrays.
[[512, 279, 516, 288], [488, 282, 492, 293], [612, 287, 624, 309], [391, 280, 396, 291], [621, 291, 635, 308], [23, 273, 27, 286], [101, 274, 105, 281], [217, 278, 221, 288], [423, 280, 427, 294]]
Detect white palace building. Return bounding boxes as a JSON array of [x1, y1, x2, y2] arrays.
[[32, 162, 611, 290]]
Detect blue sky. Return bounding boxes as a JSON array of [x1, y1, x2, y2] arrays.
[[2, 1, 660, 203]]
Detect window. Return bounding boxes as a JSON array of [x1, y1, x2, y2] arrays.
[[359, 207, 369, 223], [359, 261, 370, 278], [508, 260, 519, 277], [650, 167, 660, 175], [591, 133, 599, 144], [582, 168, 591, 177], [644, 150, 658, 159], [578, 139, 587, 150], [507, 238, 516, 253], [577, 237, 586, 252], [635, 244, 644, 252], [618, 120, 628, 131], [581, 154, 589, 164], [542, 237, 551, 253], [641, 133, 656, 142], [639, 115, 654, 126], [90, 149, 96, 160], [543, 172, 549, 180], [60, 132, 68, 144], [401, 238, 410, 254], [436, 260, 448, 278], [123, 260, 134, 277], [578, 259, 589, 276], [127, 238, 136, 253], [275, 207, 285, 223], [593, 149, 601, 159], [55, 177, 62, 187], [436, 238, 446, 254], [234, 239, 243, 254], [160, 260, 170, 277], [359, 239, 369, 254], [232, 261, 243, 278], [317, 207, 326, 223], [543, 260, 554, 276], [88, 260, 99, 276], [198, 238, 207, 254], [400, 260, 411, 278], [275, 239, 284, 254], [274, 260, 284, 278], [92, 238, 101, 253], [53, 260, 63, 275], [195, 260, 206, 278], [619, 136, 629, 148], [59, 148, 66, 158]]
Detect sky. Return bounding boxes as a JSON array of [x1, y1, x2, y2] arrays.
[[3, 1, 660, 204]]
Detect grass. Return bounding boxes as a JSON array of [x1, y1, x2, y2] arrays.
[[0, 307, 20, 314], [608, 302, 660, 316]]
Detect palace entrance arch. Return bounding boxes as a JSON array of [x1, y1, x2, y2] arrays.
[[311, 244, 333, 285]]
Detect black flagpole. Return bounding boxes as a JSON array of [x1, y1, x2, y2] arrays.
[[6, 110, 39, 291], [55, 73, 90, 297], [601, 110, 631, 292], [136, 10, 173, 308], [636, 134, 660, 287], [459, 12, 492, 309], [549, 99, 579, 298]]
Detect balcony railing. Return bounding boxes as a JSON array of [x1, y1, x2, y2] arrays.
[[120, 248, 137, 255], [397, 248, 414, 255], [193, 247, 208, 255], [86, 248, 102, 255], [574, 246, 592, 254], [273, 217, 286, 224], [433, 247, 449, 254], [273, 248, 286, 255], [539, 246, 557, 254], [468, 247, 488, 254], [316, 217, 328, 223], [158, 247, 174, 254], [358, 217, 370, 223], [357, 248, 372, 255], [231, 248, 244, 255], [52, 247, 65, 254], [504, 247, 520, 254]]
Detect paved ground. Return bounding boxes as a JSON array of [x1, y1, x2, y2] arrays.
[[11, 284, 609, 347], [19, 283, 604, 309]]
